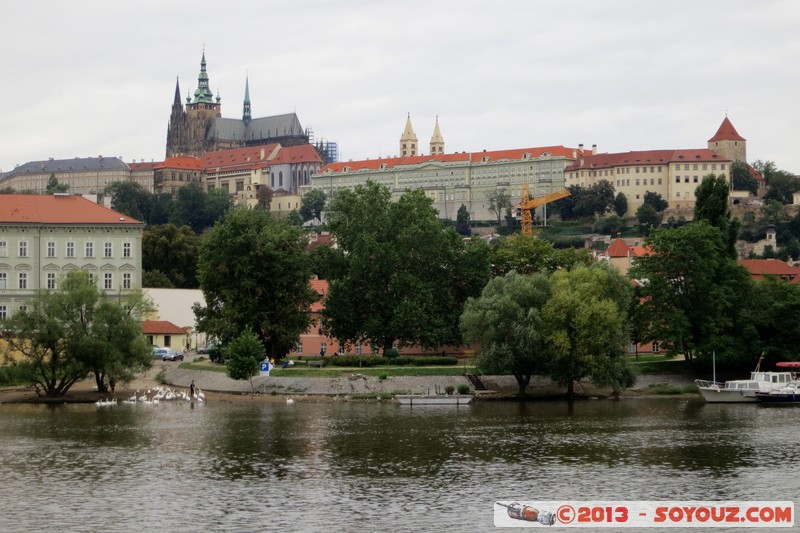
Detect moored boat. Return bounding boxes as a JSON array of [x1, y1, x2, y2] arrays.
[[755, 381, 800, 404], [396, 394, 472, 405], [695, 372, 794, 403]]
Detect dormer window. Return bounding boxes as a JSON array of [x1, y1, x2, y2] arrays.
[[482, 156, 490, 162], [343, 166, 350, 172], [379, 163, 388, 170], [522, 153, 531, 159]]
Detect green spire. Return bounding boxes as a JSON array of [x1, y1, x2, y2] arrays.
[[192, 51, 215, 104]]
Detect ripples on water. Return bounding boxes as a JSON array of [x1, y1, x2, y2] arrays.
[[0, 398, 797, 532]]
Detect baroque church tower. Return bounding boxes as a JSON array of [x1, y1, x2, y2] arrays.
[[400, 114, 418, 157], [708, 116, 746, 163]]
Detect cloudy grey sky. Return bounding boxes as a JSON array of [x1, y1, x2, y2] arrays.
[[2, 0, 799, 174]]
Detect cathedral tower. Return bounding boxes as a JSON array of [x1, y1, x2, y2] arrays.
[[708, 116, 746, 163], [400, 114, 418, 157], [429, 116, 444, 155], [166, 77, 188, 157], [242, 76, 252, 126], [184, 51, 222, 157]]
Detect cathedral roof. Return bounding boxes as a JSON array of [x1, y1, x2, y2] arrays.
[[708, 117, 746, 142], [207, 113, 305, 144]]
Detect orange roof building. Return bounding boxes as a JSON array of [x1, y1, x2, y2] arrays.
[[737, 259, 800, 282], [0, 194, 144, 318]]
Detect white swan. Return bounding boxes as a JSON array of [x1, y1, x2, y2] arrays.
[[286, 398, 295, 404]]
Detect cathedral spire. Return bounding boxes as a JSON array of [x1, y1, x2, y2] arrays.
[[173, 77, 182, 106], [243, 76, 252, 125]]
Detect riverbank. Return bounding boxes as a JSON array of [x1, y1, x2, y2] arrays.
[[0, 361, 699, 404]]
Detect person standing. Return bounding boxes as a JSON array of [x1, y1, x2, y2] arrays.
[[190, 380, 195, 399]]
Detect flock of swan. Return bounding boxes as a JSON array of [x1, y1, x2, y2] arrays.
[[95, 386, 205, 407]]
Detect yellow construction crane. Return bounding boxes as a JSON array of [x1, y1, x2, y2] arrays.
[[518, 184, 571, 236]]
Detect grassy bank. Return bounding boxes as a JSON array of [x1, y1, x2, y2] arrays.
[[179, 359, 477, 378]]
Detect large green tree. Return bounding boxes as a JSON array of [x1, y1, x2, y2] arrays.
[[541, 264, 633, 399], [1, 271, 152, 396], [490, 233, 593, 277], [225, 328, 264, 393], [629, 222, 752, 367], [105, 181, 151, 221], [142, 224, 200, 288], [193, 207, 316, 360], [299, 189, 327, 222], [730, 161, 759, 195], [694, 173, 740, 258], [461, 271, 551, 398], [323, 181, 491, 353]]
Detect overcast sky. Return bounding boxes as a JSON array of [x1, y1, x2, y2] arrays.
[[2, 1, 799, 174]]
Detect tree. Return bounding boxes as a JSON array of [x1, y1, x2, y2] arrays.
[[194, 207, 316, 361], [142, 270, 174, 288], [763, 168, 800, 204], [490, 234, 593, 277], [105, 181, 151, 221], [308, 244, 348, 281], [286, 210, 303, 227], [456, 204, 471, 236], [300, 189, 327, 222], [485, 189, 512, 225], [555, 181, 615, 219], [614, 192, 628, 217], [541, 264, 633, 400], [629, 222, 752, 367], [694, 173, 740, 258], [225, 329, 264, 394], [256, 185, 274, 210], [142, 224, 200, 288], [1, 271, 152, 396], [46, 175, 69, 194], [730, 161, 758, 195], [461, 272, 552, 398], [636, 203, 661, 235], [323, 181, 491, 353], [642, 191, 668, 212]]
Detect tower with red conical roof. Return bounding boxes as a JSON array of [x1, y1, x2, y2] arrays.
[[708, 116, 746, 163]]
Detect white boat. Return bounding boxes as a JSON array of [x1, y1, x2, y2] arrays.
[[695, 353, 795, 403], [755, 381, 800, 404], [396, 394, 472, 405]]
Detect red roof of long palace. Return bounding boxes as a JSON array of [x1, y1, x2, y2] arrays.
[[202, 144, 281, 171], [737, 259, 800, 281], [565, 149, 728, 171], [141, 320, 187, 335], [129, 161, 160, 171], [267, 144, 323, 165], [319, 146, 577, 174], [708, 117, 746, 142], [0, 194, 142, 225]]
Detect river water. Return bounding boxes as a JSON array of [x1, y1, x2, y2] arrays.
[[0, 397, 796, 532]]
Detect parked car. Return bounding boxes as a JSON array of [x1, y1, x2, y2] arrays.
[[152, 347, 169, 359], [197, 343, 218, 354], [162, 350, 185, 362]]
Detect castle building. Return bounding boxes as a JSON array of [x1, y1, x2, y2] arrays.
[[0, 156, 132, 195], [564, 117, 740, 212], [166, 52, 309, 158], [0, 194, 144, 318]]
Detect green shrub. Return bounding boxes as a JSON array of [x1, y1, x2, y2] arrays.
[[0, 364, 28, 387], [328, 355, 459, 367], [384, 348, 399, 359], [155, 370, 168, 385], [378, 373, 388, 381], [445, 385, 455, 395], [457, 384, 470, 394]]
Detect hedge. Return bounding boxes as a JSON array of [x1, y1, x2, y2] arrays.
[[327, 355, 459, 367]]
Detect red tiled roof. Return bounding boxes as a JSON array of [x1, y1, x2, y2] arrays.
[[129, 161, 160, 171], [737, 259, 800, 281], [202, 144, 280, 171], [318, 146, 577, 174], [157, 156, 204, 170], [141, 320, 186, 334], [0, 194, 142, 225], [605, 238, 631, 257], [306, 232, 333, 251], [309, 279, 328, 312], [708, 117, 746, 142], [565, 149, 728, 171], [267, 144, 323, 165]]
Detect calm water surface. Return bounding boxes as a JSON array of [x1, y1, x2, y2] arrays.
[[0, 398, 797, 532]]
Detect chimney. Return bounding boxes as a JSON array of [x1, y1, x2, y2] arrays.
[[592, 144, 597, 155], [578, 143, 584, 154]]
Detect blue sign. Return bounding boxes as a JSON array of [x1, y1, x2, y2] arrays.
[[260, 361, 272, 375]]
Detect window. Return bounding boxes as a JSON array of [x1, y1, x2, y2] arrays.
[[104, 242, 112, 258], [104, 273, 112, 289], [85, 242, 93, 257], [650, 179, 654, 185], [19, 241, 27, 257], [693, 164, 698, 170], [652, 342, 660, 352], [123, 242, 131, 258], [279, 171, 283, 187], [18, 272, 27, 289], [296, 342, 303, 353], [684, 164, 689, 171], [0, 306, 5, 320], [17, 305, 26, 313], [675, 177, 680, 183], [658, 178, 662, 185], [47, 242, 56, 258], [66, 242, 75, 258], [123, 273, 131, 289], [684, 177, 690, 183], [47, 273, 56, 289], [694, 176, 699, 183], [0, 241, 6, 257], [355, 343, 362, 355], [0, 272, 5, 289]]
